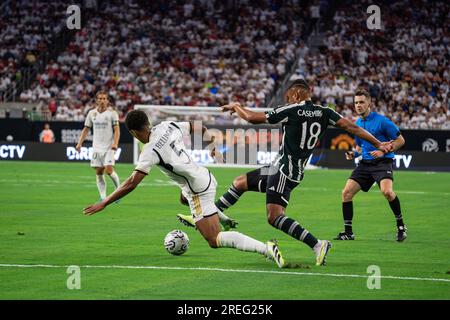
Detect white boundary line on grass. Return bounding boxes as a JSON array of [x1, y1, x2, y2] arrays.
[[0, 264, 449, 283]]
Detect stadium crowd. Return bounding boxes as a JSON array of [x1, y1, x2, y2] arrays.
[[291, 0, 450, 129], [4, 0, 449, 130], [0, 1, 70, 101], [18, 0, 309, 121]]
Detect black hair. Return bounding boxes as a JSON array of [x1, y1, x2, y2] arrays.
[[125, 110, 150, 131]]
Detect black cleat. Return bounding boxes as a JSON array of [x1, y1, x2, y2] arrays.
[[334, 231, 355, 240], [396, 225, 407, 242]]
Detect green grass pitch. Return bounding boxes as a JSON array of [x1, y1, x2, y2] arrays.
[[0, 161, 449, 299]]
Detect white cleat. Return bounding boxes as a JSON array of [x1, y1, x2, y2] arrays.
[[314, 240, 332, 266], [266, 240, 286, 268]]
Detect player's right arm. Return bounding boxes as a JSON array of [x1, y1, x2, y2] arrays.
[[83, 170, 146, 215], [83, 144, 158, 215], [336, 118, 391, 154], [76, 110, 93, 152], [222, 102, 267, 124], [76, 127, 90, 152]]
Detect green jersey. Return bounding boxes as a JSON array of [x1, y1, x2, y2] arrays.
[[265, 100, 343, 182]]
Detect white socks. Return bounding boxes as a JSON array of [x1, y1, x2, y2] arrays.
[[217, 211, 232, 223], [96, 175, 107, 199], [216, 231, 267, 256], [96, 171, 120, 200], [108, 171, 120, 189]]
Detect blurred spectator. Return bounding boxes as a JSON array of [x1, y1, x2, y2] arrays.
[[291, 0, 449, 130], [39, 123, 55, 143], [21, 0, 309, 121]]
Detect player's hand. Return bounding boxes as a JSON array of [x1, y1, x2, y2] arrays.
[[111, 144, 118, 151], [345, 151, 355, 160], [221, 104, 235, 114], [75, 143, 82, 152], [83, 202, 106, 215], [221, 102, 240, 114], [210, 148, 224, 163], [378, 141, 393, 154], [370, 150, 385, 158]]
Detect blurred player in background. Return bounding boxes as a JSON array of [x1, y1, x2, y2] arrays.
[[76, 91, 121, 201], [83, 110, 287, 268], [335, 88, 407, 241], [180, 79, 392, 266]]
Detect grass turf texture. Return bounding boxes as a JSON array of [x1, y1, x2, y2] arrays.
[[0, 161, 449, 300]]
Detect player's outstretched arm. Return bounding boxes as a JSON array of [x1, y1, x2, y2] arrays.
[[222, 102, 267, 124], [75, 127, 90, 152], [83, 170, 147, 215], [370, 135, 405, 158], [336, 118, 391, 153]]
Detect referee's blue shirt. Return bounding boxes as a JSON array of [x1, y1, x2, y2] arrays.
[[354, 111, 401, 160]]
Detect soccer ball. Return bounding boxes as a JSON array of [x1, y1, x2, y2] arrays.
[[164, 230, 189, 255]]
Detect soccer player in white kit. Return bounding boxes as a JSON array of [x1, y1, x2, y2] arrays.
[[83, 110, 286, 268], [76, 91, 121, 200]]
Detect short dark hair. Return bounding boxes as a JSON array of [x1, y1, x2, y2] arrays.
[[125, 110, 149, 131], [287, 79, 309, 91], [354, 88, 371, 99]]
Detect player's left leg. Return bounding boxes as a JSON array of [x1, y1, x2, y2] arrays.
[[94, 166, 107, 200], [212, 167, 268, 229], [265, 171, 331, 266], [195, 214, 285, 268], [177, 191, 236, 230], [105, 165, 120, 189], [379, 179, 407, 241], [104, 150, 120, 190], [189, 175, 285, 268]]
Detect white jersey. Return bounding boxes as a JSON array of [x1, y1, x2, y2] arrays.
[[84, 107, 119, 152], [135, 121, 212, 195]]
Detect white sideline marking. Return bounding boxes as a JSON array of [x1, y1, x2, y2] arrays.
[[0, 264, 449, 283], [1, 179, 449, 196]]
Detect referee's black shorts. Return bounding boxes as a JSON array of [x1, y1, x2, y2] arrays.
[[246, 165, 300, 207], [349, 158, 394, 192]]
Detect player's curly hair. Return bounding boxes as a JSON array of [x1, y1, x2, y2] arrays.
[[125, 110, 151, 131]]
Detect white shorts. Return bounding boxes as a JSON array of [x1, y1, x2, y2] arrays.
[[182, 175, 218, 223], [90, 150, 115, 168]]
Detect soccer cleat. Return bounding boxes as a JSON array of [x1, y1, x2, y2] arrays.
[[266, 240, 286, 268], [221, 218, 239, 231], [396, 225, 407, 242], [314, 240, 332, 266], [334, 231, 355, 240], [177, 214, 197, 229]]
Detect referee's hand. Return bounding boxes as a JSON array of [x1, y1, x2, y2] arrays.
[[370, 150, 385, 158], [345, 151, 354, 160]]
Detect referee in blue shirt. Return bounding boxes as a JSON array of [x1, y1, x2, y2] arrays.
[[335, 89, 407, 242]]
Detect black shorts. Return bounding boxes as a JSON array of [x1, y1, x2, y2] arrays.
[[246, 166, 299, 207], [349, 158, 394, 192]]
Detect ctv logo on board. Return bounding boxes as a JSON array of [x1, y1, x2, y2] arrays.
[[0, 145, 26, 159], [66, 147, 122, 161]]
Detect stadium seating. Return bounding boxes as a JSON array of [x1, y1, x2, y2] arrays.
[[18, 0, 309, 121], [3, 0, 449, 129], [290, 0, 449, 129]]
